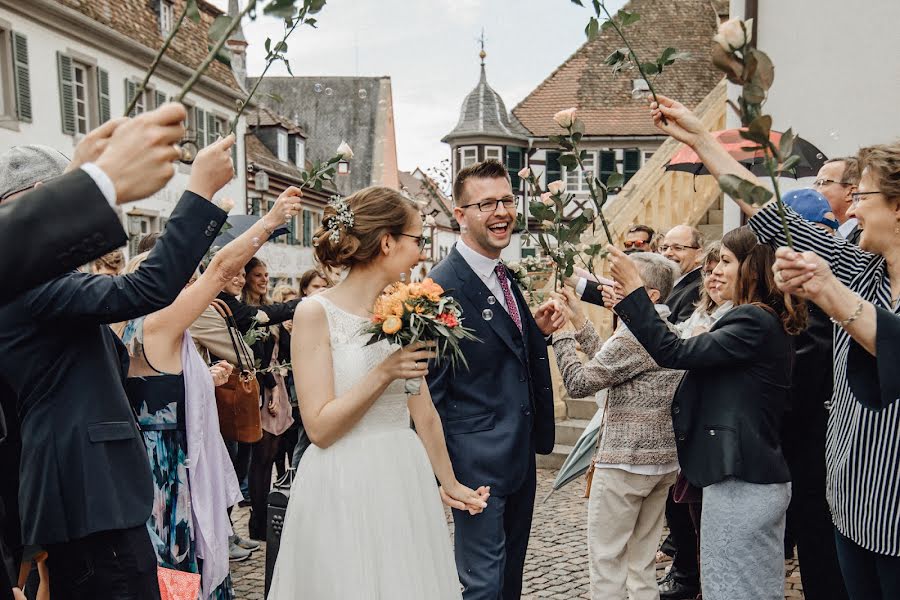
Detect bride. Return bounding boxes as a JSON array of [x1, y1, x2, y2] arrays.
[[267, 187, 490, 599]]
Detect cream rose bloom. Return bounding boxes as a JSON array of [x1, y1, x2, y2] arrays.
[[553, 107, 577, 128], [547, 180, 567, 195], [540, 192, 554, 206], [336, 140, 354, 160], [714, 18, 753, 51], [255, 310, 270, 324], [518, 167, 531, 179]]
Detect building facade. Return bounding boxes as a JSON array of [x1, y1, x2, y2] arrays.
[[0, 0, 249, 256]]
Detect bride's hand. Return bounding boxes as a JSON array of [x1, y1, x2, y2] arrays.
[[378, 341, 437, 383], [440, 482, 490, 515]]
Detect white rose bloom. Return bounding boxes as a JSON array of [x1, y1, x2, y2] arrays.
[[547, 180, 567, 196], [714, 18, 752, 51], [255, 310, 270, 324], [518, 167, 531, 179], [540, 192, 555, 206], [336, 140, 354, 160], [553, 107, 578, 128], [424, 215, 436, 226]]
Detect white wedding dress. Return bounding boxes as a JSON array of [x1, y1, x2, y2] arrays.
[[267, 295, 462, 599]]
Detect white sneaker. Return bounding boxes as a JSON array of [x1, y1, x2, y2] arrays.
[[229, 539, 252, 562], [231, 533, 260, 552]]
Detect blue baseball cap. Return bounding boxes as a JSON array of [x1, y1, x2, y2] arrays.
[[782, 188, 839, 230]]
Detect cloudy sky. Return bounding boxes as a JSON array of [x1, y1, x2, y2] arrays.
[[210, 0, 626, 172]]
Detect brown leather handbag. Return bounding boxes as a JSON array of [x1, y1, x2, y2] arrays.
[[210, 299, 262, 443]]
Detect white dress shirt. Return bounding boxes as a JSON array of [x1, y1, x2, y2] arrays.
[[838, 217, 858, 239], [80, 162, 117, 206], [455, 239, 511, 313]]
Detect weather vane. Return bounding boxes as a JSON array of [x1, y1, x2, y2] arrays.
[[477, 28, 486, 65]]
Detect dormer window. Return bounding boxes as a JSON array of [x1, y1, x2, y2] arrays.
[[337, 160, 350, 175], [295, 137, 305, 169], [159, 1, 174, 36], [277, 129, 288, 162]]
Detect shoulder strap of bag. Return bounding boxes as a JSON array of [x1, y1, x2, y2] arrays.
[[210, 298, 253, 373]]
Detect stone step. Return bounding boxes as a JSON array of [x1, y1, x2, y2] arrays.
[[555, 418, 592, 446], [706, 208, 724, 225], [566, 397, 599, 420], [536, 443, 574, 470]]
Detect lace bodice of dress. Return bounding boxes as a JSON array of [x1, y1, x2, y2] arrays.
[[309, 295, 410, 438]]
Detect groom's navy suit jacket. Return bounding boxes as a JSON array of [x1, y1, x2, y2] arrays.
[[427, 248, 554, 497]]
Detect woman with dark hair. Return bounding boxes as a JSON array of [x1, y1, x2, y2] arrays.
[[605, 226, 806, 600], [650, 94, 900, 600]]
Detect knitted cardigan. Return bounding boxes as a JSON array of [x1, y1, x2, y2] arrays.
[[553, 318, 683, 465]]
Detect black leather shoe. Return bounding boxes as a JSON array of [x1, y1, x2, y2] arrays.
[[659, 575, 700, 600]]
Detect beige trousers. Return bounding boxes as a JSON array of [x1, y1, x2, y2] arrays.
[[587, 468, 678, 600]]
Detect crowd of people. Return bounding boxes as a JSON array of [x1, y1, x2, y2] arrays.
[[0, 92, 898, 600]]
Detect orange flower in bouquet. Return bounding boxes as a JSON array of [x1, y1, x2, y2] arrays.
[[363, 278, 480, 392]]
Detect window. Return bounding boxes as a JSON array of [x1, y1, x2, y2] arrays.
[[484, 146, 502, 162], [72, 63, 89, 135], [598, 150, 617, 186], [458, 146, 477, 169], [623, 149, 641, 184], [127, 213, 160, 256], [301, 209, 322, 247], [506, 147, 524, 191], [277, 129, 288, 161], [337, 160, 350, 175], [295, 138, 305, 169], [564, 151, 594, 194], [159, 0, 175, 36]]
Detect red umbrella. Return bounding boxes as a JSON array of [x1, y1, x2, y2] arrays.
[[665, 128, 827, 178]]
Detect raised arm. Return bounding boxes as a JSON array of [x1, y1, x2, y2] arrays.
[[144, 183, 302, 356], [22, 137, 237, 323], [293, 300, 436, 449]]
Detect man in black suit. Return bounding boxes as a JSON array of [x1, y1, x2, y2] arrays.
[[659, 225, 704, 325], [427, 160, 561, 599], [0, 129, 234, 599]]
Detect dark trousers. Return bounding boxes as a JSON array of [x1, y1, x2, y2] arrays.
[[782, 406, 848, 600], [248, 430, 282, 539], [453, 465, 536, 600], [665, 489, 700, 585], [834, 529, 900, 600], [44, 525, 159, 600], [225, 439, 252, 519]]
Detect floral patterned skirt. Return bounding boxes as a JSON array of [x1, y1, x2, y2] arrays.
[[143, 425, 235, 600]]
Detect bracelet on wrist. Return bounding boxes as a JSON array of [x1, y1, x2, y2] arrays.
[[830, 296, 864, 328]]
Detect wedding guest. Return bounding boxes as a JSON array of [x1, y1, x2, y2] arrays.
[[92, 248, 125, 275], [624, 224, 657, 254], [650, 93, 900, 600], [813, 157, 861, 243], [112, 184, 301, 599], [0, 133, 232, 599], [607, 225, 806, 600], [551, 252, 682, 600], [242, 258, 295, 541], [778, 189, 849, 600], [271, 283, 300, 480], [138, 232, 162, 254], [189, 272, 255, 369]]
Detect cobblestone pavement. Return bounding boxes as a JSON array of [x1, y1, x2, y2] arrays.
[[231, 468, 805, 599]]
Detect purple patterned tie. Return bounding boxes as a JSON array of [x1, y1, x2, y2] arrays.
[[494, 264, 522, 333]]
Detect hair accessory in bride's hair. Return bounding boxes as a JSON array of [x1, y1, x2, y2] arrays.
[[324, 195, 354, 242]]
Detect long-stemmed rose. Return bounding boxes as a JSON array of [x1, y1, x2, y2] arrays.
[[297, 141, 353, 192], [570, 1, 690, 125], [707, 17, 796, 247]]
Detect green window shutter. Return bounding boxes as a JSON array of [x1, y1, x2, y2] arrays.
[[545, 151, 561, 186], [623, 149, 641, 184], [97, 68, 110, 124], [302, 210, 312, 247], [207, 112, 217, 145], [11, 33, 31, 122], [196, 107, 206, 145], [124, 79, 138, 116], [506, 147, 523, 191], [599, 150, 616, 185], [56, 52, 75, 135], [155, 90, 167, 109]]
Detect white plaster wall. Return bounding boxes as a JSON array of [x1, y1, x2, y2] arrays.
[[723, 0, 900, 232], [0, 6, 247, 245]]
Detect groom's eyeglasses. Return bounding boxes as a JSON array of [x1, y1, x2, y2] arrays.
[[459, 196, 518, 213], [397, 233, 427, 251]]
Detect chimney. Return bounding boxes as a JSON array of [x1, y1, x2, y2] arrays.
[[225, 0, 248, 89]]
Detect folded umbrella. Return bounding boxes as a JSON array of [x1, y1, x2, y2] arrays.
[[542, 390, 606, 503], [666, 128, 827, 178]]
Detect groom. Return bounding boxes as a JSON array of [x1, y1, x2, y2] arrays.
[[427, 160, 558, 599]]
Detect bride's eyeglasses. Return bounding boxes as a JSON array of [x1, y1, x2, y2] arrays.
[[397, 233, 427, 251]]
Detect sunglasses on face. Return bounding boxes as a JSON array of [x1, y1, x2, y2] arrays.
[[623, 239, 650, 250]]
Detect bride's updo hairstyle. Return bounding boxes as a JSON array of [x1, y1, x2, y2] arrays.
[[314, 186, 419, 270]]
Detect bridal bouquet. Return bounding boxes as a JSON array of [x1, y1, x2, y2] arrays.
[[362, 278, 480, 394]]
